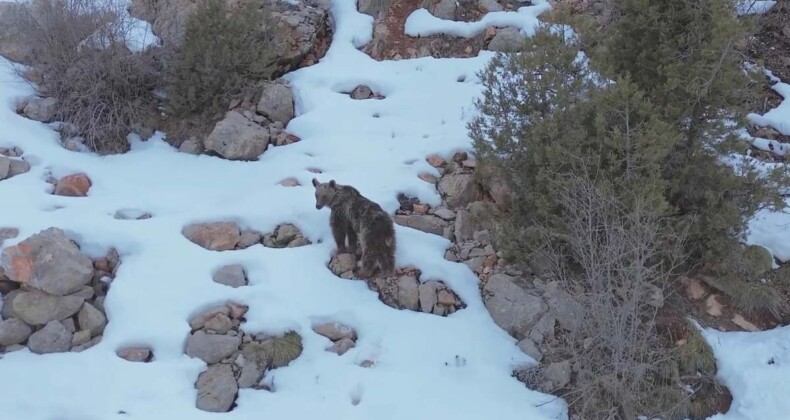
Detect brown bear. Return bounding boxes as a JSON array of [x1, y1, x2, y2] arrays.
[[312, 178, 396, 278]]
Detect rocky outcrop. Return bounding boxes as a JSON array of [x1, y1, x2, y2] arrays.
[[185, 302, 303, 412], [0, 229, 118, 355]]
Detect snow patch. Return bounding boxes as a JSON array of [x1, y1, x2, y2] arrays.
[[404, 1, 551, 38]]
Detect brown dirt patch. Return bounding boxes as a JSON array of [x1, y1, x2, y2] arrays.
[[747, 1, 790, 82]]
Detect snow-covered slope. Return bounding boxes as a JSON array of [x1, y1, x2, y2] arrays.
[[0, 0, 567, 419]]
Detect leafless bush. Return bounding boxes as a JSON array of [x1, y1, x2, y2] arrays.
[[13, 0, 160, 153], [533, 173, 693, 419]]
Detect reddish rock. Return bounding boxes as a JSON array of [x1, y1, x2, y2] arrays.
[[427, 155, 445, 168], [182, 222, 240, 251], [117, 347, 153, 362], [54, 173, 92, 197], [418, 173, 438, 184], [437, 289, 457, 306], [412, 204, 429, 214], [227, 302, 249, 320]]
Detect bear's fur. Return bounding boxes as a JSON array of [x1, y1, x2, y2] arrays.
[[312, 178, 396, 278]]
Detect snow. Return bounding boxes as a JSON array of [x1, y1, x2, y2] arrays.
[[0, 0, 566, 419], [405, 1, 551, 38], [703, 325, 790, 420], [748, 72, 790, 136], [736, 1, 777, 16]]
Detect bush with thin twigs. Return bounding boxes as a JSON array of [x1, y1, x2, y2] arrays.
[[13, 0, 160, 153]]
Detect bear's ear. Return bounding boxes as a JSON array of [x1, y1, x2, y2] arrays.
[[312, 178, 319, 187], [329, 180, 336, 188]]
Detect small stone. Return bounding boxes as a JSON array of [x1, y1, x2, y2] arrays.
[[71, 335, 101, 352], [212, 264, 248, 288], [117, 347, 153, 362], [61, 317, 76, 333], [196, 364, 238, 413], [237, 230, 262, 249], [329, 253, 356, 276], [77, 302, 107, 337], [189, 306, 232, 330], [328, 337, 355, 355], [54, 173, 92, 197], [705, 295, 724, 317], [27, 320, 72, 354], [517, 338, 542, 362], [543, 360, 572, 390], [418, 281, 439, 313], [433, 208, 455, 221], [732, 314, 760, 332], [432, 0, 456, 19], [418, 173, 438, 184], [278, 177, 300, 187], [71, 286, 94, 301], [427, 155, 445, 168], [0, 318, 32, 346], [186, 331, 241, 364], [204, 313, 233, 335], [0, 157, 9, 180], [437, 289, 457, 307], [72, 329, 92, 346], [412, 204, 429, 214], [393, 214, 447, 236], [478, 0, 504, 13], [227, 302, 249, 320], [397, 275, 420, 311], [23, 97, 57, 122], [257, 81, 294, 125], [237, 356, 265, 388], [313, 322, 356, 341], [487, 27, 524, 53], [114, 208, 152, 220], [350, 85, 374, 99], [7, 159, 30, 178], [179, 139, 203, 155]]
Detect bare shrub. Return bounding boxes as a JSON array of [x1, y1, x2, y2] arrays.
[[13, 0, 160, 153], [534, 173, 692, 419]]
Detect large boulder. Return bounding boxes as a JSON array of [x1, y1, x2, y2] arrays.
[[438, 173, 482, 209], [256, 81, 294, 125], [196, 364, 238, 413], [11, 290, 85, 326], [204, 111, 270, 161], [483, 274, 547, 339], [1, 228, 94, 296]]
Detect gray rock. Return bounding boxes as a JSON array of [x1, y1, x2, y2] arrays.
[[204, 111, 270, 161], [236, 356, 265, 388], [418, 281, 439, 313], [328, 337, 355, 355], [487, 27, 524, 53], [23, 97, 57, 122], [528, 313, 556, 345], [393, 214, 448, 236], [432, 0, 456, 19], [0, 156, 9, 180], [189, 306, 231, 330], [7, 158, 30, 178], [483, 274, 547, 339], [196, 364, 238, 412], [543, 360, 572, 390], [27, 320, 72, 354], [313, 322, 356, 341], [182, 222, 240, 251], [438, 173, 481, 209], [454, 201, 497, 242], [1, 289, 22, 319], [117, 347, 152, 362], [433, 208, 456, 221], [77, 302, 106, 337], [274, 223, 303, 247], [397, 275, 420, 311], [517, 338, 542, 362], [114, 208, 152, 220], [203, 313, 233, 335], [237, 230, 262, 249], [541, 281, 585, 333], [478, 0, 504, 12], [179, 139, 203, 155], [71, 286, 94, 301], [437, 289, 457, 307], [71, 329, 92, 347], [0, 318, 32, 346], [350, 85, 373, 99], [257, 81, 294, 125], [212, 264, 247, 288], [71, 335, 101, 352], [61, 317, 76, 333], [357, 0, 386, 17], [0, 227, 94, 296], [186, 331, 241, 364], [12, 290, 84, 326]]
